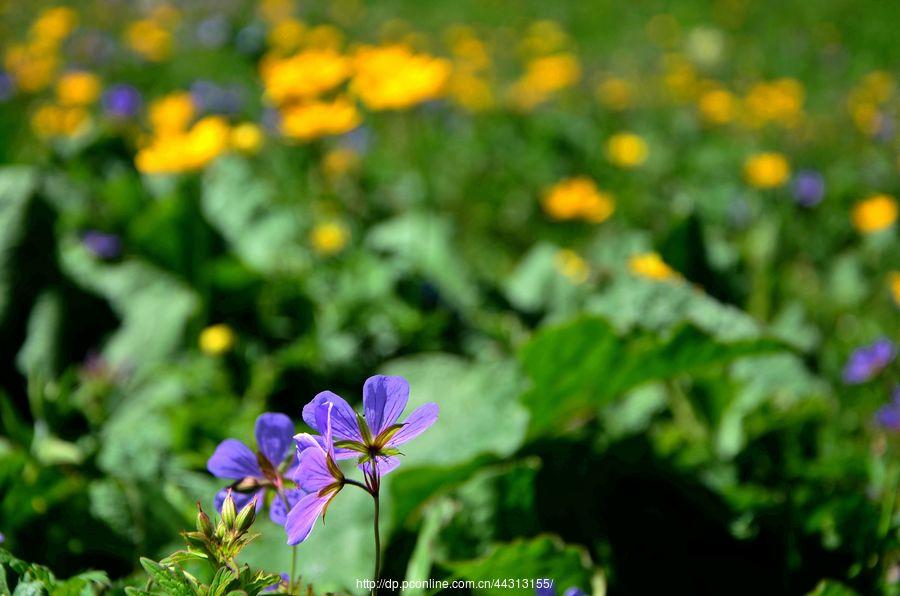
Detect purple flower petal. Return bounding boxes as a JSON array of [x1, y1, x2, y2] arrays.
[[269, 489, 303, 525], [255, 412, 294, 468], [214, 487, 264, 513], [389, 403, 439, 447], [363, 375, 409, 435], [292, 436, 336, 493], [285, 491, 329, 545], [302, 391, 363, 442], [207, 439, 262, 480], [843, 338, 896, 384], [359, 455, 401, 478]]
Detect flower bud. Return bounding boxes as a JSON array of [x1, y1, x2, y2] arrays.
[[221, 490, 237, 528], [235, 496, 258, 532], [196, 502, 213, 537]]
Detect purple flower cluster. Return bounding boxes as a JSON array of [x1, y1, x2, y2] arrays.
[[206, 375, 438, 546], [843, 338, 895, 384]]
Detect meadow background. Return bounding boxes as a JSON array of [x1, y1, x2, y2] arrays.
[[0, 0, 898, 593]]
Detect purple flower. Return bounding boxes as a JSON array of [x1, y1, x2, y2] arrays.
[[82, 231, 121, 259], [792, 169, 825, 207], [0, 71, 14, 101], [286, 402, 345, 545], [196, 15, 230, 49], [536, 586, 586, 596], [102, 84, 142, 119], [300, 375, 439, 478], [207, 412, 300, 525], [843, 339, 896, 384], [875, 388, 900, 431]]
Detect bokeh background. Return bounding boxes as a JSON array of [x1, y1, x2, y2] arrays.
[[0, 0, 898, 593]]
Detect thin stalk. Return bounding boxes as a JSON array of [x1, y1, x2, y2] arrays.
[[289, 545, 298, 595], [372, 490, 381, 596]]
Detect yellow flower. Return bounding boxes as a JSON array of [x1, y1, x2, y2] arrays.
[[267, 18, 306, 53], [136, 116, 231, 174], [744, 152, 790, 189], [890, 271, 900, 307], [148, 92, 195, 135], [125, 19, 172, 62], [56, 71, 101, 105], [596, 77, 633, 111], [311, 222, 349, 255], [322, 147, 360, 178], [852, 194, 897, 234], [351, 44, 451, 110], [662, 54, 699, 102], [606, 132, 649, 168], [509, 53, 581, 110], [260, 49, 351, 105], [698, 87, 737, 124], [230, 123, 265, 153], [449, 71, 494, 112], [542, 177, 615, 223], [554, 249, 589, 284], [628, 252, 679, 281], [519, 20, 570, 56], [280, 96, 361, 141], [31, 103, 89, 138], [199, 324, 235, 356], [742, 78, 804, 128], [445, 26, 490, 72], [31, 7, 78, 45], [4, 44, 59, 93], [306, 24, 345, 50]]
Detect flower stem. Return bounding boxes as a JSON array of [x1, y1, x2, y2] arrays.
[[372, 489, 381, 596], [290, 545, 298, 594]]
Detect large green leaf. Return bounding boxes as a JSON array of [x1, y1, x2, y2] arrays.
[[444, 536, 592, 595], [519, 316, 785, 436], [202, 156, 309, 275], [0, 166, 37, 320]]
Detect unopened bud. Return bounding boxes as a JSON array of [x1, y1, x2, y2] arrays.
[[196, 503, 213, 536], [235, 496, 258, 532], [221, 490, 237, 528]]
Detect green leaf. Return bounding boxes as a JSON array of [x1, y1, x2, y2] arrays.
[[202, 156, 308, 275], [139, 558, 196, 596], [208, 566, 238, 596], [519, 316, 785, 436], [15, 291, 62, 379], [444, 536, 592, 595], [0, 166, 37, 321], [806, 579, 859, 596]]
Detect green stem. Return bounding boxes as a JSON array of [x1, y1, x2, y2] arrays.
[[372, 490, 381, 596], [290, 545, 298, 595]]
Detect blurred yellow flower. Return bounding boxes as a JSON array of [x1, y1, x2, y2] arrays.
[[847, 72, 894, 135], [596, 77, 634, 111], [629, 252, 679, 281], [230, 123, 265, 153], [259, 0, 294, 23], [449, 71, 494, 112], [744, 152, 790, 189], [31, 7, 78, 45], [890, 271, 900, 307], [519, 20, 570, 56], [306, 24, 345, 50], [323, 147, 360, 178], [199, 324, 235, 356], [125, 19, 172, 62], [852, 194, 897, 234], [606, 132, 649, 168], [267, 18, 306, 53], [311, 222, 349, 255], [280, 96, 361, 141], [698, 87, 737, 124], [445, 26, 491, 72], [351, 45, 451, 110], [5, 47, 57, 93], [662, 54, 699, 102], [542, 177, 615, 223], [31, 103, 89, 138], [149, 92, 195, 135], [554, 249, 589, 284], [136, 116, 231, 174], [261, 49, 350, 105], [56, 71, 101, 105], [742, 78, 804, 128], [510, 53, 581, 109]]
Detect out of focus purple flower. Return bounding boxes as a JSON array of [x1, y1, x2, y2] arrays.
[[792, 170, 825, 207], [875, 387, 900, 431], [0, 72, 14, 101], [102, 84, 142, 119], [340, 125, 373, 155], [191, 80, 243, 115], [843, 338, 896, 384], [236, 23, 266, 54], [875, 113, 895, 143], [196, 15, 231, 48], [0, 532, 4, 544], [536, 586, 586, 596], [82, 231, 121, 259]]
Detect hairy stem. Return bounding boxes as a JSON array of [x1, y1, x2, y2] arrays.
[[373, 489, 381, 596], [290, 545, 298, 594]]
